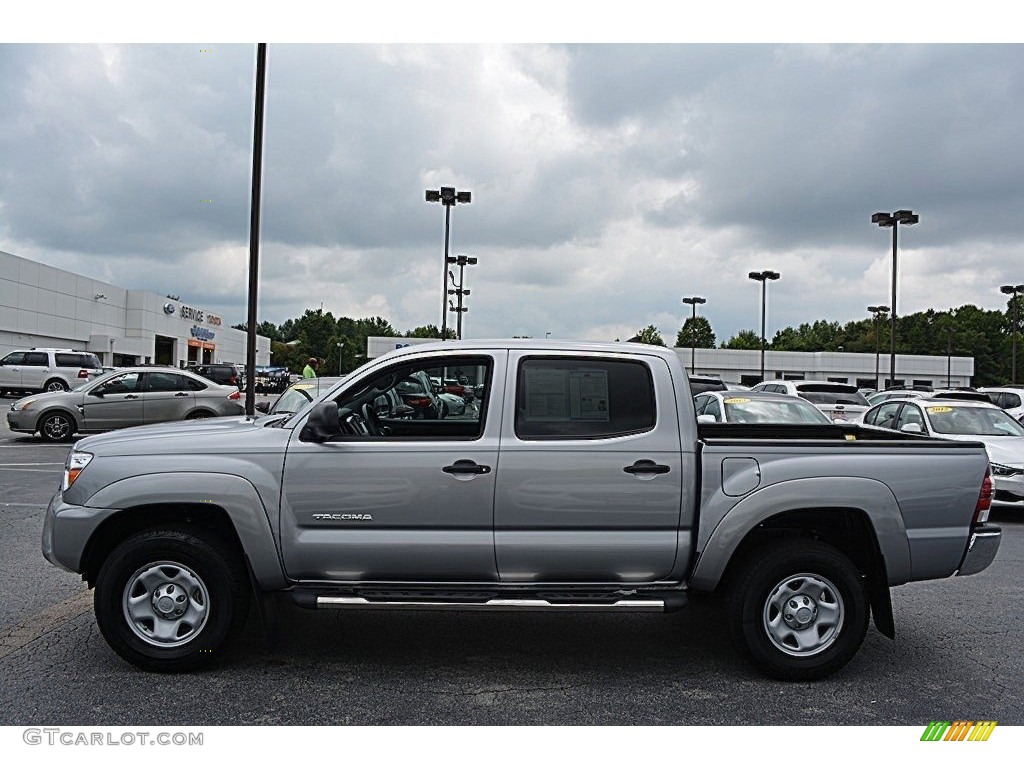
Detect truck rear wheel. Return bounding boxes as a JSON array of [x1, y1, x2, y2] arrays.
[[729, 539, 869, 681], [94, 527, 251, 672]]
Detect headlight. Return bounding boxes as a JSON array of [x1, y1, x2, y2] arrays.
[[990, 463, 1022, 477], [12, 399, 37, 411], [63, 451, 93, 491]]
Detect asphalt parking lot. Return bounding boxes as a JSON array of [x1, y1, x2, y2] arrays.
[[1, 393, 1022, 726]]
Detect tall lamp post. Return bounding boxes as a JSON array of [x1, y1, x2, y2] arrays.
[[447, 254, 477, 340], [426, 186, 471, 342], [336, 341, 344, 376], [871, 209, 919, 387], [867, 305, 890, 390], [681, 295, 707, 374], [748, 271, 780, 382], [1000, 284, 1024, 385]]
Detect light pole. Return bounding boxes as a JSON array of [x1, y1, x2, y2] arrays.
[[946, 328, 953, 388], [681, 295, 707, 374], [871, 209, 919, 387], [867, 305, 890, 390], [426, 186, 471, 342], [447, 254, 476, 340], [336, 341, 344, 376], [748, 271, 780, 382], [1000, 284, 1024, 385]]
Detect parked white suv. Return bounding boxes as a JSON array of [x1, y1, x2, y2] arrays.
[[979, 387, 1024, 422], [750, 379, 871, 422], [0, 348, 104, 395]]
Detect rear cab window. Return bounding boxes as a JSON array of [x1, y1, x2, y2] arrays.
[[514, 356, 656, 439]]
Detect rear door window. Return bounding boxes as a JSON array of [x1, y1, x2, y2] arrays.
[[515, 357, 655, 439]]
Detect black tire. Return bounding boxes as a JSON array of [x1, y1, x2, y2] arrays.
[[729, 539, 869, 681], [94, 526, 251, 672], [44, 378, 69, 392], [37, 410, 77, 442]]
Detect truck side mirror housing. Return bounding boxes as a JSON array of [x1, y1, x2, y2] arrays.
[[900, 422, 923, 434], [255, 401, 270, 414], [300, 402, 341, 442]]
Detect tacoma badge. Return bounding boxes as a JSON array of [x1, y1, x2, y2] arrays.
[[312, 513, 374, 521]]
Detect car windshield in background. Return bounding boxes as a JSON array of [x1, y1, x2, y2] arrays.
[[723, 397, 832, 424], [799, 390, 870, 406], [926, 405, 1024, 437]]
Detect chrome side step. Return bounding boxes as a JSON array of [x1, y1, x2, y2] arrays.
[[315, 596, 666, 612]]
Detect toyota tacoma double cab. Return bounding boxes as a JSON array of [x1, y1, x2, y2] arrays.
[[42, 341, 1001, 680]]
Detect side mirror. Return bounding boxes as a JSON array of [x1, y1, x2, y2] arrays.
[[299, 402, 340, 442], [255, 401, 270, 414], [900, 422, 923, 434], [91, 387, 106, 397], [394, 404, 414, 418], [696, 414, 717, 424]]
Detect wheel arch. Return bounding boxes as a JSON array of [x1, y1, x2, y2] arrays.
[[35, 407, 79, 437], [79, 473, 287, 590]]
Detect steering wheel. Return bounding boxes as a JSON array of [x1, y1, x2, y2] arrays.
[[361, 403, 387, 436]]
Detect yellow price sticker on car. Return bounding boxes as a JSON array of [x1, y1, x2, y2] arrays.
[[927, 406, 953, 413], [293, 384, 313, 390], [724, 397, 751, 404]]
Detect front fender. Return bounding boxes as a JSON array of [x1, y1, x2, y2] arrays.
[[84, 472, 286, 589], [689, 476, 911, 592]]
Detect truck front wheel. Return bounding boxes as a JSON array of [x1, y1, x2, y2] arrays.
[[94, 527, 251, 672], [729, 539, 869, 681]]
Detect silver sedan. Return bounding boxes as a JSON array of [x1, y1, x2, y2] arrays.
[[6, 367, 244, 442]]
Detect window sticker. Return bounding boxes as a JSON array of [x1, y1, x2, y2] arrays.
[[927, 406, 954, 414], [723, 397, 751, 404], [524, 367, 610, 422]]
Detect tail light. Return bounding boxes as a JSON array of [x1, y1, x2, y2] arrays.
[[229, 374, 237, 385], [406, 396, 431, 408], [228, 390, 240, 400], [77, 369, 89, 379], [973, 469, 992, 525]]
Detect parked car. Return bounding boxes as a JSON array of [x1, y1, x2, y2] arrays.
[[252, 365, 291, 394], [43, 340, 999, 680], [861, 396, 1024, 506], [695, 390, 832, 425], [979, 387, 1024, 421], [437, 391, 467, 416], [0, 348, 103, 395], [867, 389, 919, 406], [257, 377, 346, 416], [187, 363, 242, 390], [6, 366, 243, 441], [752, 380, 870, 422], [398, 371, 444, 418]]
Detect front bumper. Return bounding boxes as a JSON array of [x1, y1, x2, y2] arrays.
[[956, 524, 1002, 577], [991, 472, 1024, 505], [6, 408, 36, 433], [42, 491, 120, 574]]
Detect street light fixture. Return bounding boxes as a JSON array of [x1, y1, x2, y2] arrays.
[[1000, 284, 1024, 385], [872, 209, 919, 387], [681, 295, 707, 374], [867, 305, 890, 390], [446, 254, 477, 340], [426, 186, 471, 341], [336, 341, 344, 376], [748, 271, 780, 382]]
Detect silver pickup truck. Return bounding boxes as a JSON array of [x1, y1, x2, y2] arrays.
[[41, 341, 1001, 680]]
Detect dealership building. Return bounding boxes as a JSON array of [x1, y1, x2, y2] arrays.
[[366, 336, 974, 388], [0, 250, 270, 367]]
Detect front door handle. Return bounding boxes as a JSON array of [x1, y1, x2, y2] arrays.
[[624, 460, 671, 475], [174, 392, 189, 397], [443, 459, 491, 476], [124, 394, 139, 400]]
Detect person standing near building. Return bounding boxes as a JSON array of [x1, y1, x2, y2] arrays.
[[302, 358, 318, 379]]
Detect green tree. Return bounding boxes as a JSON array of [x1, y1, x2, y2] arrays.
[[404, 324, 455, 339], [675, 316, 715, 349], [721, 329, 762, 350], [630, 325, 666, 346]]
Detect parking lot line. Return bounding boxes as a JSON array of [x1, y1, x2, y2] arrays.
[[0, 589, 93, 661], [0, 463, 64, 466], [0, 467, 60, 472]]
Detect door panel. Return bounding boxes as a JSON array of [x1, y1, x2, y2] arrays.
[[81, 372, 143, 430], [280, 352, 506, 583], [141, 372, 195, 423], [494, 353, 685, 583]]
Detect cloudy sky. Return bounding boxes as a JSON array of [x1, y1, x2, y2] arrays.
[[2, 33, 1022, 343]]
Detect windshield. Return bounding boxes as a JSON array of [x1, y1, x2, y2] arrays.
[[269, 387, 314, 415], [724, 397, 832, 424], [925, 405, 1024, 436]]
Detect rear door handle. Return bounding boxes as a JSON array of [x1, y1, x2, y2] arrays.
[[624, 460, 671, 475], [443, 460, 491, 475]]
